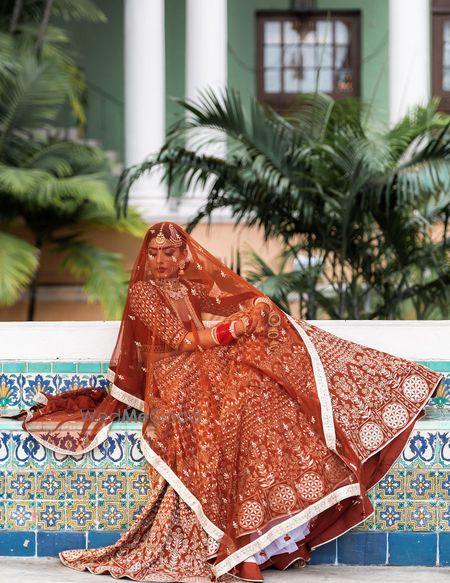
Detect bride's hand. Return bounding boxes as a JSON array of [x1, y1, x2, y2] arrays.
[[232, 304, 270, 336], [248, 303, 270, 333]]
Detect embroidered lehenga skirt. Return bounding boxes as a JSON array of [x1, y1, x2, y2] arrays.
[[55, 317, 442, 582]]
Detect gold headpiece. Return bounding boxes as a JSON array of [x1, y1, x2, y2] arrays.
[[154, 223, 183, 248]]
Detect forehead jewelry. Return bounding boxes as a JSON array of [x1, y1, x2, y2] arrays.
[[154, 223, 183, 248]]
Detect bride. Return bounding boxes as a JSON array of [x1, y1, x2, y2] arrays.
[[21, 221, 442, 582]]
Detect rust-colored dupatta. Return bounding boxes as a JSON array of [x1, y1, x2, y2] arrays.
[[16, 221, 443, 581]]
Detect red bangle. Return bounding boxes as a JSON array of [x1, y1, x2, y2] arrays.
[[216, 322, 234, 344]]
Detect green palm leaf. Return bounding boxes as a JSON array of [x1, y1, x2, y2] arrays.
[[0, 53, 68, 152], [57, 239, 128, 319], [0, 231, 39, 306]]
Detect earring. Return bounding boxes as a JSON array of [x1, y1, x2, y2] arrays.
[[178, 259, 186, 275]]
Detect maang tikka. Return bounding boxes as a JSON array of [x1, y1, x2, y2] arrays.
[[153, 223, 186, 276]]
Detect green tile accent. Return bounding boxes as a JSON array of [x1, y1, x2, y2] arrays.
[[27, 362, 52, 373], [425, 362, 450, 372], [52, 362, 77, 373], [78, 362, 103, 373], [102, 362, 111, 373], [416, 360, 450, 371], [2, 362, 26, 373]]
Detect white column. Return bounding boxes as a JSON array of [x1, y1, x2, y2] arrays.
[[125, 0, 167, 219], [181, 0, 231, 222], [186, 0, 227, 100], [389, 0, 431, 125]]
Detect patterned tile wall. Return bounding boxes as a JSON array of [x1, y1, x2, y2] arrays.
[[0, 427, 150, 532], [0, 360, 110, 410], [0, 359, 449, 562]]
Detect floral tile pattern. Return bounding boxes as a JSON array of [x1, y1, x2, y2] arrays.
[[97, 499, 129, 530], [66, 500, 97, 530], [372, 472, 404, 500], [6, 470, 35, 499], [36, 500, 65, 530], [36, 470, 65, 500], [0, 361, 112, 411], [0, 359, 448, 542], [66, 470, 97, 500]]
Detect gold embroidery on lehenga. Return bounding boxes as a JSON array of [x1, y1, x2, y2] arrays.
[[54, 221, 444, 583]]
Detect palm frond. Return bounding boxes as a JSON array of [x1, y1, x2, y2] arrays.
[[0, 52, 68, 151], [77, 204, 147, 237], [0, 230, 39, 306], [50, 0, 107, 23], [57, 239, 128, 319]]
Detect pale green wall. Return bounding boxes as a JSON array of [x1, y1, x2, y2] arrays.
[[228, 0, 290, 102], [63, 0, 390, 159], [166, 0, 186, 131], [317, 0, 389, 122], [63, 0, 125, 158], [63, 0, 185, 159], [228, 0, 389, 123]]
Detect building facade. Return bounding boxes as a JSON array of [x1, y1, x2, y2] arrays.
[[3, 0, 448, 320], [67, 0, 449, 221]]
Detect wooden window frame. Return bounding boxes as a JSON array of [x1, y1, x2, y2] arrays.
[[432, 2, 450, 113], [256, 10, 361, 111]]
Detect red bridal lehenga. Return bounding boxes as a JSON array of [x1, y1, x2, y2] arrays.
[[15, 222, 442, 582]]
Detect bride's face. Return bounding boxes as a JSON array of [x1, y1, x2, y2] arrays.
[[147, 239, 187, 279]]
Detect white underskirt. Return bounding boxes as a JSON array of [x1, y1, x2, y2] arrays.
[[253, 521, 310, 565]]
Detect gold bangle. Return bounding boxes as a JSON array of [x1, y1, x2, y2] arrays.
[[268, 312, 281, 326], [254, 297, 272, 309], [211, 326, 220, 345], [229, 320, 239, 339]]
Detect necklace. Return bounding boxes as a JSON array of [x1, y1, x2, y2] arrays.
[[154, 277, 188, 300]]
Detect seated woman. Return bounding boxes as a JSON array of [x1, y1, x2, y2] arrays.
[[20, 221, 443, 582]]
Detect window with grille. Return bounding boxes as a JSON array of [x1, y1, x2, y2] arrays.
[[256, 11, 361, 111]]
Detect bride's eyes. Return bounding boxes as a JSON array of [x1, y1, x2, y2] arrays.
[[148, 250, 175, 258]]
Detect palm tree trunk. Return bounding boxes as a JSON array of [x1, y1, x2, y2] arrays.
[[9, 0, 23, 33], [27, 236, 43, 321], [35, 0, 55, 55]]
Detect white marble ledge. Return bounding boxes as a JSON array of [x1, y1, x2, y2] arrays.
[[0, 320, 449, 361]]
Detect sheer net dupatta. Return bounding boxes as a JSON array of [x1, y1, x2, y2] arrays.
[[17, 221, 261, 458], [114, 222, 333, 577]]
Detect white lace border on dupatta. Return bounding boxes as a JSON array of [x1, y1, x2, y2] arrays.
[[140, 433, 360, 579], [23, 419, 113, 456], [24, 385, 113, 456], [110, 383, 145, 412], [285, 314, 337, 452]]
